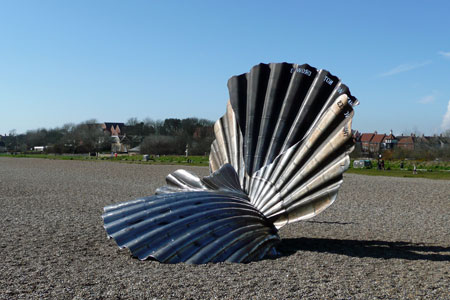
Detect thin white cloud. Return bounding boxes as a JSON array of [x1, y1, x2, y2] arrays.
[[418, 94, 435, 104], [438, 51, 450, 59], [379, 60, 431, 77], [418, 91, 438, 104], [441, 99, 450, 130]]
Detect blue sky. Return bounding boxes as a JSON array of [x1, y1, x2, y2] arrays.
[[1, 1, 450, 135]]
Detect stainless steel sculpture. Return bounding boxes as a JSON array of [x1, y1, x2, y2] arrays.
[[102, 62, 359, 264]]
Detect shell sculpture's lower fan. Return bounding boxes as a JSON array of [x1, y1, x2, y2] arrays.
[[102, 62, 359, 264]]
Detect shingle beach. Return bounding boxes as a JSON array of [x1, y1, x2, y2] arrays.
[[0, 157, 448, 299]]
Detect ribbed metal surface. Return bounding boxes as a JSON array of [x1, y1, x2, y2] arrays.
[[103, 62, 358, 264], [156, 163, 246, 197], [213, 63, 358, 228], [103, 189, 279, 264], [225, 63, 358, 176]]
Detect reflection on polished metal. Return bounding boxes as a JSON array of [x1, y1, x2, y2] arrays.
[[102, 62, 359, 264]]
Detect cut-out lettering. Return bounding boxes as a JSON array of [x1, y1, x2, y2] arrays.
[[290, 67, 312, 76], [324, 76, 333, 85]]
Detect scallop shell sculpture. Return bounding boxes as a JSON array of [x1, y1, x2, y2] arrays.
[[102, 62, 359, 264]]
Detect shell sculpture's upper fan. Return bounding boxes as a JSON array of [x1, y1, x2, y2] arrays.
[[102, 62, 359, 264]]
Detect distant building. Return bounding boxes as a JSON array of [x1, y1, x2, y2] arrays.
[[111, 135, 131, 153], [128, 145, 141, 155], [33, 146, 46, 152], [0, 140, 6, 153], [382, 130, 397, 150], [429, 135, 449, 149], [354, 129, 449, 156], [360, 133, 375, 153], [415, 134, 450, 150], [102, 122, 125, 136], [369, 133, 385, 153], [397, 135, 415, 151], [352, 130, 361, 142]]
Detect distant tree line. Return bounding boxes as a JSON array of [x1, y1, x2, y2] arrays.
[[6, 120, 447, 159], [125, 117, 214, 155], [1, 117, 215, 156], [2, 120, 112, 154]]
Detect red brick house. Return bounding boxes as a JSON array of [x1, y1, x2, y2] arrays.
[[397, 135, 415, 151], [369, 133, 385, 153], [360, 133, 375, 153]]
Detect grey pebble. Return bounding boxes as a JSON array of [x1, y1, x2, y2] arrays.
[[0, 157, 449, 300]]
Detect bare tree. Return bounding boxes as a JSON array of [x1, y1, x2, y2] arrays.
[[126, 117, 139, 126], [443, 129, 450, 137]]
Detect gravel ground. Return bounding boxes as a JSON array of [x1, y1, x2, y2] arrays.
[[0, 157, 449, 300]]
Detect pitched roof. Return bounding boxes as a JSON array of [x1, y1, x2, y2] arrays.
[[103, 122, 125, 129], [415, 136, 430, 144], [360, 133, 375, 142], [129, 145, 141, 152], [371, 134, 385, 143], [398, 136, 414, 144], [383, 133, 396, 141], [102, 122, 125, 136]]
